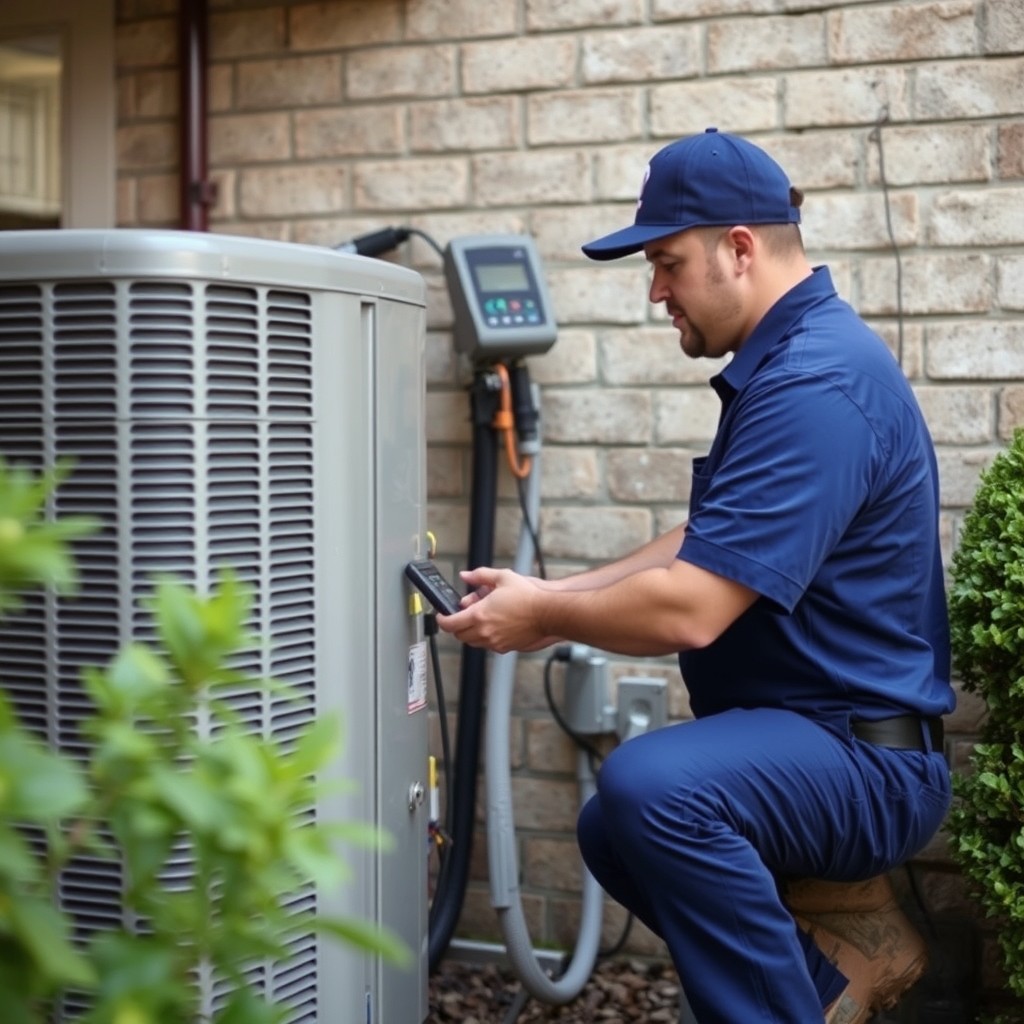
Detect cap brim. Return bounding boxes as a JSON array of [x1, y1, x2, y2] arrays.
[[581, 223, 686, 262]]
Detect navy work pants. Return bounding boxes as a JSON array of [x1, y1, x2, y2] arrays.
[[577, 707, 951, 1023]]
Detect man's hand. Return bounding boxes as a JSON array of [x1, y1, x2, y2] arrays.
[[437, 567, 555, 653]]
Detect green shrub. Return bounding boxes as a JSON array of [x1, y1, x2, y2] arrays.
[[947, 429, 1024, 1023], [0, 459, 408, 1024]]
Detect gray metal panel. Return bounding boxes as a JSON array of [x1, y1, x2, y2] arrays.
[[373, 295, 429, 1022]]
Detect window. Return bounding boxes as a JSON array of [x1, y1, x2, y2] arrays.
[[0, 0, 114, 229]]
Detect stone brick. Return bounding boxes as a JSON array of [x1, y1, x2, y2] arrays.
[[827, 0, 976, 64], [527, 205, 624, 262], [425, 501, 470, 557], [525, 719, 578, 775], [761, 131, 859, 191], [607, 448, 696, 503], [709, 13, 826, 74], [510, 776, 582, 831], [461, 37, 577, 94], [654, 388, 723, 445], [539, 447, 601, 500], [529, 330, 598, 385], [408, 0, 517, 38], [288, 0, 402, 50], [522, 836, 583, 892], [869, 321, 925, 380], [237, 55, 342, 109], [425, 390, 472, 444], [867, 124, 991, 187], [935, 448, 1000, 507], [457, 886, 543, 943], [427, 446, 464, 499], [116, 177, 137, 226], [653, 0, 775, 16], [425, 275, 454, 331], [784, 67, 911, 128], [913, 386, 993, 444], [916, 57, 1024, 120], [651, 79, 779, 137], [472, 151, 591, 207], [130, 70, 177, 118], [136, 172, 177, 225], [801, 192, 918, 251], [410, 211, 528, 262], [410, 97, 519, 152], [211, 220, 291, 242], [528, 89, 643, 146], [238, 164, 347, 217], [601, 328, 729, 386], [983, 0, 1024, 54], [208, 65, 233, 114], [294, 105, 403, 158], [353, 157, 468, 210], [210, 113, 291, 164], [116, 17, 176, 68], [581, 25, 700, 84], [859, 254, 993, 316], [997, 122, 1024, 179], [998, 385, 1024, 440], [542, 388, 652, 444], [997, 256, 1024, 310], [929, 188, 1024, 246], [927, 321, 1024, 379], [546, 266, 650, 326], [117, 123, 177, 171], [592, 144, 663, 201], [425, 331, 456, 386], [346, 45, 456, 101], [539, 505, 653, 560], [209, 7, 284, 58], [527, 0, 644, 30]]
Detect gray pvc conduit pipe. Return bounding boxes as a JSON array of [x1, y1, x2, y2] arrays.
[[483, 430, 605, 1003]]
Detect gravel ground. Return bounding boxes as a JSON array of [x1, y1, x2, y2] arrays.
[[427, 957, 683, 1024]]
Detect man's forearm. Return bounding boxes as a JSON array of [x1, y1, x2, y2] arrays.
[[544, 523, 687, 592]]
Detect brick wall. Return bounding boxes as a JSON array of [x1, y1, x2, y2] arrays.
[[117, 0, 1024, 988]]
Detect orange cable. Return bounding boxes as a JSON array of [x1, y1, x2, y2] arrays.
[[492, 363, 532, 480]]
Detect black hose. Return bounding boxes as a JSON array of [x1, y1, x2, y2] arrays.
[[428, 369, 501, 970]]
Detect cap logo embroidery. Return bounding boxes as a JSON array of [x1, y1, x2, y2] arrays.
[[636, 163, 651, 211]]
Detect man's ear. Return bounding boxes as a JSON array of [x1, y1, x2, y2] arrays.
[[725, 225, 756, 272]]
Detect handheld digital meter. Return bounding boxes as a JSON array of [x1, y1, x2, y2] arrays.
[[443, 235, 558, 361]]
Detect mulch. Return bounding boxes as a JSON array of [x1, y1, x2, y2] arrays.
[[427, 956, 682, 1023]]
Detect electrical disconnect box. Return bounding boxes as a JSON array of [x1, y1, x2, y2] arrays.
[[0, 230, 429, 1024], [443, 234, 558, 361]]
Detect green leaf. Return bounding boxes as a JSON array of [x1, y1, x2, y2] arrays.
[[8, 896, 96, 987]]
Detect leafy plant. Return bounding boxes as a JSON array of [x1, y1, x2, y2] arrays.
[[947, 429, 1024, 1023], [0, 458, 409, 1024]]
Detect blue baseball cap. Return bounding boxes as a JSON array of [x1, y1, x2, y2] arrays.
[[582, 128, 801, 261]]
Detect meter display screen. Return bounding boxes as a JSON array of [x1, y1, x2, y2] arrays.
[[473, 262, 531, 293]]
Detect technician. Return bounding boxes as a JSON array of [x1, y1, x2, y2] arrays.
[[437, 128, 956, 1023]]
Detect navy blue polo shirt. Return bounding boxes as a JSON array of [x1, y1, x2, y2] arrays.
[[678, 267, 955, 726]]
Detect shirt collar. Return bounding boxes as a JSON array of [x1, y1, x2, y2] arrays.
[[712, 266, 837, 400]]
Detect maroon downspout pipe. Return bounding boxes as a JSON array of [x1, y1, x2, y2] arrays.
[[179, 0, 213, 231]]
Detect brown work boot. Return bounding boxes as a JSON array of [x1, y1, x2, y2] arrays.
[[783, 875, 928, 1024]]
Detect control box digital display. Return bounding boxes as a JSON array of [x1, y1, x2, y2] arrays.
[[444, 235, 558, 360]]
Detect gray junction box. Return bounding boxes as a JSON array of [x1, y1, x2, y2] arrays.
[[0, 230, 429, 1023]]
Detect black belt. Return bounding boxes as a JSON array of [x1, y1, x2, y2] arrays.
[[851, 715, 943, 752]]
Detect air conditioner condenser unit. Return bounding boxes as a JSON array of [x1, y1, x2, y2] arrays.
[[0, 229, 430, 1024]]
